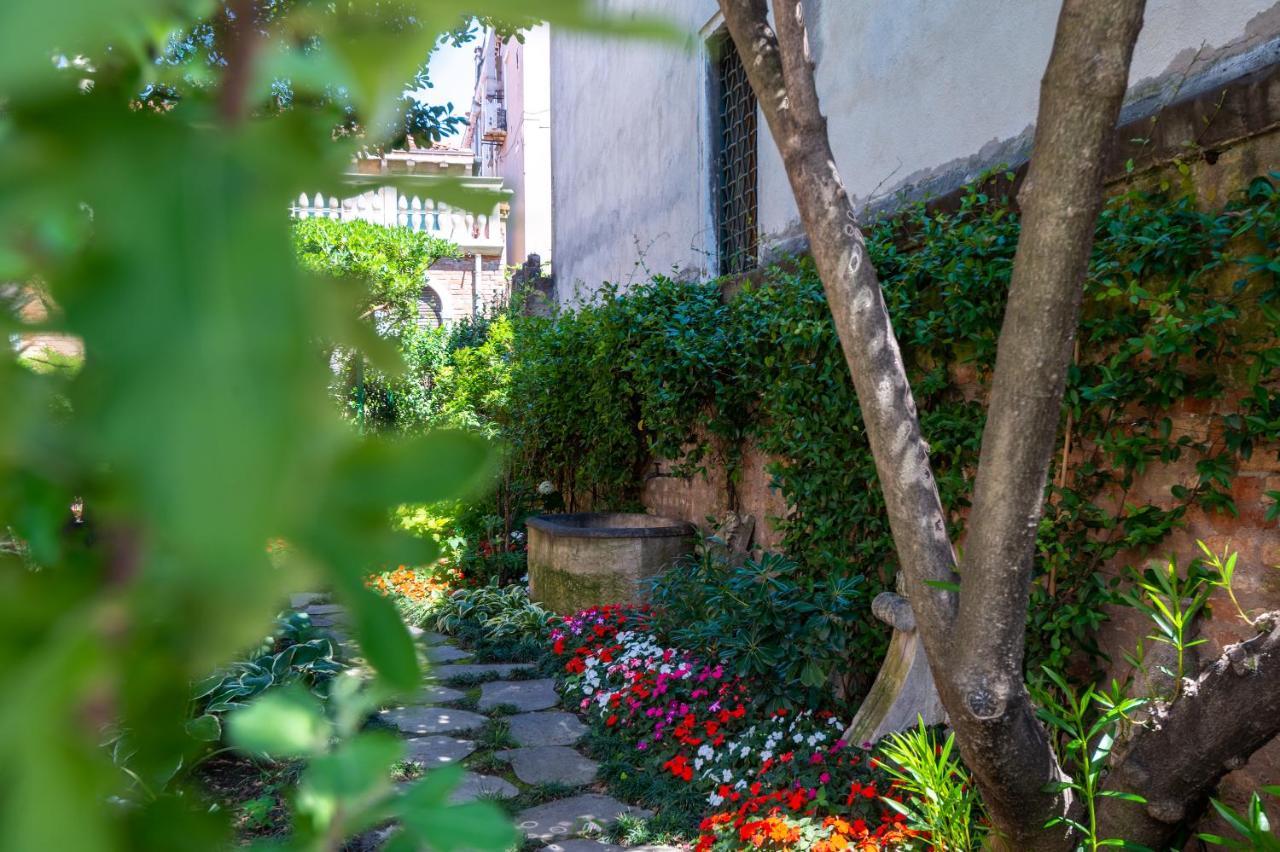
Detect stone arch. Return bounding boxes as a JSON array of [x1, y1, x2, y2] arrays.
[[417, 283, 446, 329]]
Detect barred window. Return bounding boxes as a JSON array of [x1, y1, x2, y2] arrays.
[[711, 32, 758, 276]]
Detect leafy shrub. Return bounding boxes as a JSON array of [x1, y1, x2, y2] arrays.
[[877, 721, 986, 851], [188, 612, 342, 740], [433, 584, 551, 639], [651, 543, 869, 710], [459, 172, 1280, 691]]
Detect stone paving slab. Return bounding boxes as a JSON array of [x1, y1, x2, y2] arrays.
[[431, 662, 535, 680], [417, 684, 465, 704], [304, 603, 346, 616], [378, 705, 487, 736], [425, 644, 472, 663], [409, 627, 450, 645], [290, 592, 328, 609], [498, 746, 598, 786], [403, 735, 475, 767], [449, 772, 519, 804], [479, 678, 559, 712], [539, 842, 624, 852], [516, 794, 652, 841], [508, 711, 587, 747]]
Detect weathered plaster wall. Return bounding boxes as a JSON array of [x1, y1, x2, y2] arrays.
[[551, 1, 719, 302], [551, 0, 1280, 297]]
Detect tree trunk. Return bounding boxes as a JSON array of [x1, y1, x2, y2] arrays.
[[715, 0, 1144, 847], [1096, 616, 1280, 847], [942, 1, 1146, 847]]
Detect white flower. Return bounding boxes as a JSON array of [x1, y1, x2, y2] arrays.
[[708, 793, 724, 807], [537, 480, 555, 495]]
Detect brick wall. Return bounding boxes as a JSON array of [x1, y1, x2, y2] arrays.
[[424, 253, 507, 324]]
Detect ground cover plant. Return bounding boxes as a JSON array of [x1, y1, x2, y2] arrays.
[[547, 604, 923, 848]]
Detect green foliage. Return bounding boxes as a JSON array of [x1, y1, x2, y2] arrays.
[[432, 583, 552, 644], [1117, 555, 1212, 698], [0, 2, 668, 849], [1033, 669, 1147, 851], [1200, 787, 1280, 850], [651, 543, 869, 709], [190, 611, 343, 730], [877, 721, 986, 852], [467, 171, 1280, 689], [293, 217, 458, 337]]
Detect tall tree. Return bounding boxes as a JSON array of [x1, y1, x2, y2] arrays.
[[716, 0, 1280, 848]]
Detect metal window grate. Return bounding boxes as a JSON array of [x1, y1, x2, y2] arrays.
[[713, 35, 758, 276]]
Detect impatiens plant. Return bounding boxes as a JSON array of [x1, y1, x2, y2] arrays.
[[550, 605, 924, 847], [696, 806, 917, 852]]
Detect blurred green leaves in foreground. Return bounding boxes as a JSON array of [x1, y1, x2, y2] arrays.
[[0, 1, 674, 850]]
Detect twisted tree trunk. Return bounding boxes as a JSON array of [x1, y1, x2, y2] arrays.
[[713, 1, 1181, 848]]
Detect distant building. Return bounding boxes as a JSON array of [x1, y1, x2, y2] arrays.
[[465, 25, 552, 272], [291, 140, 511, 326]]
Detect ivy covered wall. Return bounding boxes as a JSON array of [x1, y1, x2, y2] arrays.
[[508, 136, 1280, 686]]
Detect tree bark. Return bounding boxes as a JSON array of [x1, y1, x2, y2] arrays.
[[715, 0, 1144, 848], [943, 1, 1147, 847], [714, 0, 961, 649], [1097, 616, 1280, 847]]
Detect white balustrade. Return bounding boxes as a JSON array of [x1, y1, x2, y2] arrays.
[[289, 185, 502, 249]]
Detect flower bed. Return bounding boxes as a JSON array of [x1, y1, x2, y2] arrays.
[[550, 606, 921, 850]]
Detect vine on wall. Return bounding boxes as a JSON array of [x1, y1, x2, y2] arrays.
[[484, 172, 1280, 688]]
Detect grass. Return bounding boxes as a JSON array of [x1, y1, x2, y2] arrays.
[[603, 812, 686, 848], [486, 702, 522, 717], [583, 728, 703, 841], [497, 782, 588, 816], [467, 749, 508, 775], [476, 718, 518, 751], [450, 692, 481, 712], [443, 670, 505, 687]]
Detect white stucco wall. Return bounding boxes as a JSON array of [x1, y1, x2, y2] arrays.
[[551, 0, 1280, 300], [500, 24, 554, 266]]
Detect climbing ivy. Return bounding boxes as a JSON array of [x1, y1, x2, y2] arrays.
[[456, 171, 1280, 689]]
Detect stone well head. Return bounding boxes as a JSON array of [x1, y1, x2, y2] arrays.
[[526, 512, 695, 615]]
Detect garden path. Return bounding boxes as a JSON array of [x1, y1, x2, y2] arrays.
[[295, 598, 677, 851]]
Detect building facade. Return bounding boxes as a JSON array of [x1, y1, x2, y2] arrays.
[[466, 24, 553, 271], [550, 0, 1280, 300], [292, 141, 511, 326]]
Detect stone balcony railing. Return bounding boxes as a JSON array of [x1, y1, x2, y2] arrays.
[[289, 175, 508, 256]]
